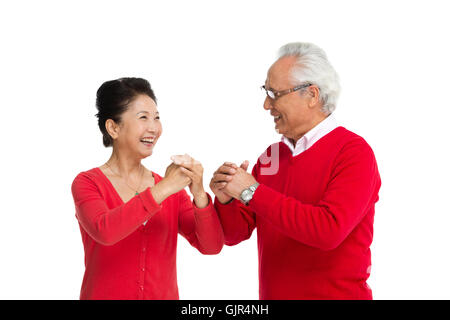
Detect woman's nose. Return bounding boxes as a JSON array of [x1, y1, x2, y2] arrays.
[[146, 123, 158, 134]]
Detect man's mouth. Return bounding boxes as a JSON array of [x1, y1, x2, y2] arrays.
[[273, 115, 282, 122]]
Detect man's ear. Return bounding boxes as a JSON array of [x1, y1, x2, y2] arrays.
[[105, 119, 120, 140], [307, 85, 321, 109]]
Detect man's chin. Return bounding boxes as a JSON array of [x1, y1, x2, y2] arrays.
[[275, 126, 285, 135]]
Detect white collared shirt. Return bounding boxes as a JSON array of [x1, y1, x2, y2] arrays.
[[281, 113, 339, 157]]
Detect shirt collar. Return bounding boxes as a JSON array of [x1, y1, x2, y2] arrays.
[[281, 113, 338, 155]]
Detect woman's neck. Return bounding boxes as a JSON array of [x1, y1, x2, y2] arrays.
[[106, 149, 143, 178]]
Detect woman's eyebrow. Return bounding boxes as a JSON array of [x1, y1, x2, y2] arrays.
[[136, 111, 159, 115]]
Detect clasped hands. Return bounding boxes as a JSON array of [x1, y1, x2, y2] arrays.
[[163, 155, 257, 207], [209, 161, 258, 204], [161, 154, 208, 208]]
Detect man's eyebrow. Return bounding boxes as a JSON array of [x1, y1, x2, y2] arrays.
[[264, 81, 274, 90]]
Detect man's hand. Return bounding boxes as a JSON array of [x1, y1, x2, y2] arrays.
[[210, 161, 255, 203], [210, 162, 238, 204], [222, 161, 257, 200]]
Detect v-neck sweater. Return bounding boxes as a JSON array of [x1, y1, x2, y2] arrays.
[[71, 168, 224, 300], [215, 127, 381, 300]]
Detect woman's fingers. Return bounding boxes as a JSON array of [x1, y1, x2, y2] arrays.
[[171, 154, 188, 166], [175, 161, 194, 170], [171, 154, 197, 164], [179, 167, 194, 180], [171, 154, 202, 172]]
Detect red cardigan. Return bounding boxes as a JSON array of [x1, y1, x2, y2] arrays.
[[215, 127, 381, 300], [71, 168, 224, 300]]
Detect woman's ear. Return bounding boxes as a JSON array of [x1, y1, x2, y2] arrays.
[[105, 119, 120, 140]]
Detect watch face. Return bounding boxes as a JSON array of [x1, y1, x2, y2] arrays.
[[241, 190, 252, 201]]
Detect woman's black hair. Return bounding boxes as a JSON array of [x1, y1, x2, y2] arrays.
[[95, 77, 157, 147]]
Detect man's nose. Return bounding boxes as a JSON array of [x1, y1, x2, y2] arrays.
[[263, 97, 273, 110]]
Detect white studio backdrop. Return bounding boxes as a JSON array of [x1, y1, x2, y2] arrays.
[[0, 0, 449, 299]]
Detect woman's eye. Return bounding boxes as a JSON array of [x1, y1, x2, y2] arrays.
[[140, 116, 147, 119], [155, 116, 160, 120]]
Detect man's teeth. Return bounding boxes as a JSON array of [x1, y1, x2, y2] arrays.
[[274, 116, 281, 120]]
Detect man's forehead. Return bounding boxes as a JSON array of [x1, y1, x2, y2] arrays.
[[266, 56, 297, 87]]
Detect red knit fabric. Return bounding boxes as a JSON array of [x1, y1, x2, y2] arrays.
[[71, 168, 223, 300], [215, 127, 381, 300]]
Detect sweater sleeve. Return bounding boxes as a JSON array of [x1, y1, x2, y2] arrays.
[[213, 165, 258, 246], [249, 138, 381, 251], [71, 172, 161, 246], [178, 190, 224, 254]]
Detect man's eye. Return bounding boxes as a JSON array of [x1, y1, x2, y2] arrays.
[[140, 116, 147, 119], [155, 116, 160, 120]]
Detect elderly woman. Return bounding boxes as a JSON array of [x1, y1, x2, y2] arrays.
[[71, 77, 224, 300]]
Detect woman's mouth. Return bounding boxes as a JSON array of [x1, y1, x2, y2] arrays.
[[140, 137, 155, 147]]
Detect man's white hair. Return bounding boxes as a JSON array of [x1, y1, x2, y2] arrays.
[[278, 42, 340, 114]]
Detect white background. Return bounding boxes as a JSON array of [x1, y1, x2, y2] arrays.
[[1, 0, 449, 299]]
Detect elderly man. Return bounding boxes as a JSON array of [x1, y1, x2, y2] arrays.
[[210, 42, 381, 300]]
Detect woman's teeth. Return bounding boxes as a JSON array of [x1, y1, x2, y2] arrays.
[[141, 138, 154, 144]]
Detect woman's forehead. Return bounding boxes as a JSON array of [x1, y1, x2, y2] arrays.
[[128, 94, 158, 113]]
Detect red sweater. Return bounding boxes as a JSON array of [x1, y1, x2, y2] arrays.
[[215, 127, 381, 300], [71, 168, 224, 300]]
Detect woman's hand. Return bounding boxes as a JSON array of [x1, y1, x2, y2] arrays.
[[171, 154, 208, 208], [164, 161, 192, 194], [150, 161, 191, 204]]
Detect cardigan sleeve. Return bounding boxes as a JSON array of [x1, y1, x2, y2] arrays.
[[71, 172, 161, 246], [213, 165, 258, 246], [177, 190, 224, 254], [249, 138, 381, 251]]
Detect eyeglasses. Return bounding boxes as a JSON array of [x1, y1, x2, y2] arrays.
[[261, 83, 312, 100]]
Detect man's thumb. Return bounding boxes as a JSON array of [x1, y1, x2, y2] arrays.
[[240, 160, 250, 171]]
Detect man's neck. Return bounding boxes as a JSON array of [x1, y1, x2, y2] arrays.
[[290, 113, 328, 145]]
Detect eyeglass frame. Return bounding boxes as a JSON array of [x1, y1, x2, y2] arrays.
[[261, 83, 313, 100]]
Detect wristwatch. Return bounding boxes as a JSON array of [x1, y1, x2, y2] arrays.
[[239, 183, 260, 205]]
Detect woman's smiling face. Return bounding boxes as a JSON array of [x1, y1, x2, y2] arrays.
[[109, 94, 162, 159]]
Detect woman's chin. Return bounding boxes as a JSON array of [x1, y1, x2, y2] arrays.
[[138, 145, 155, 158], [141, 150, 153, 158]]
